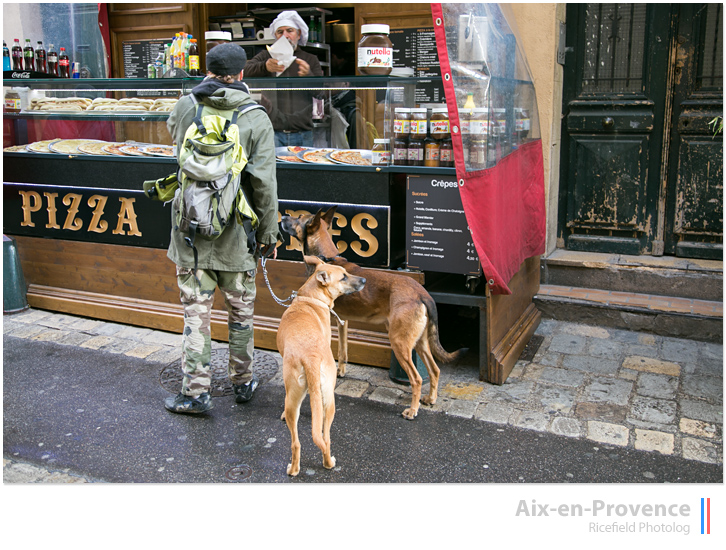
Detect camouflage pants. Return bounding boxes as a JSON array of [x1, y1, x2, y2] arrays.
[[177, 267, 257, 397]]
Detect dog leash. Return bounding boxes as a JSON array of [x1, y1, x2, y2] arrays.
[[259, 256, 345, 326]]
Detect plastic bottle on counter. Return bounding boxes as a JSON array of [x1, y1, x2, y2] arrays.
[[3, 41, 11, 71], [188, 39, 200, 76], [58, 47, 70, 78], [464, 93, 476, 110], [35, 41, 47, 73], [47, 44, 59, 76], [371, 138, 391, 165], [12, 39, 23, 70], [23, 39, 34, 71]]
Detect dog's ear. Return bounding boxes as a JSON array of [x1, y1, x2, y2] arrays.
[[315, 268, 331, 286], [303, 255, 322, 266], [308, 209, 324, 233], [322, 206, 337, 226]]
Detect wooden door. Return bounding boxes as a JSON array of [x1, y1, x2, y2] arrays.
[[559, 3, 723, 259]]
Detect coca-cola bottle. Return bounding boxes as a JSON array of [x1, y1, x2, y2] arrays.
[[35, 41, 47, 73], [23, 39, 34, 71], [47, 44, 59, 76], [59, 47, 70, 77], [12, 38, 23, 70]]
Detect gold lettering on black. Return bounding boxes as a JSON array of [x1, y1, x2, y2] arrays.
[[113, 197, 142, 236], [332, 213, 347, 254], [62, 193, 83, 231], [87, 195, 109, 233], [19, 190, 41, 227], [44, 192, 60, 229], [351, 213, 379, 258]]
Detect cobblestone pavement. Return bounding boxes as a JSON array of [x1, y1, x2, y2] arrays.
[[3, 308, 722, 482]]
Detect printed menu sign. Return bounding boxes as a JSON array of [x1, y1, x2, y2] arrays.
[[406, 175, 480, 275], [390, 27, 443, 104], [122, 39, 167, 78]]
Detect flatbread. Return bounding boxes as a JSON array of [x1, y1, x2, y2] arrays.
[[4, 145, 28, 152], [301, 149, 335, 164], [50, 139, 99, 154], [329, 150, 372, 166], [26, 139, 62, 153], [77, 141, 113, 155], [277, 155, 305, 163]]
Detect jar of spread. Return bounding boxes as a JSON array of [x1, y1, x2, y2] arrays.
[[371, 138, 390, 165], [358, 24, 392, 75], [515, 108, 531, 141], [4, 87, 21, 113], [407, 138, 424, 166], [470, 108, 489, 138], [205, 31, 231, 53], [430, 107, 450, 140], [409, 108, 428, 140], [470, 139, 486, 170], [439, 138, 453, 168], [393, 108, 411, 139], [393, 137, 408, 166], [495, 108, 507, 134], [424, 137, 440, 167]]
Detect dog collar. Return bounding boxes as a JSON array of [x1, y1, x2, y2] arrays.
[[294, 295, 345, 326]]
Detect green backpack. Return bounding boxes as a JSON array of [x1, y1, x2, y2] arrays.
[[144, 95, 266, 268]]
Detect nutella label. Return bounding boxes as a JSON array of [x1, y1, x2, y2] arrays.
[[5, 97, 21, 110], [358, 46, 392, 69], [430, 119, 450, 134], [372, 150, 391, 165], [470, 119, 489, 136], [393, 118, 410, 134], [410, 119, 427, 135]]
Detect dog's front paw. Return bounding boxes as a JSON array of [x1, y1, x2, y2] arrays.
[[337, 363, 347, 377], [402, 408, 418, 420], [287, 463, 300, 477], [324, 455, 336, 469], [421, 395, 436, 406]]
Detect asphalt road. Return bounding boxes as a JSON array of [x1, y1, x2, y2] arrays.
[[3, 337, 722, 484]]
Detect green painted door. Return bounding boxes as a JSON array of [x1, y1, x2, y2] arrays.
[[559, 4, 722, 259]]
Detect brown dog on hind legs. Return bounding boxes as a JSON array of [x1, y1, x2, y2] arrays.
[[277, 255, 366, 476], [280, 207, 468, 421]]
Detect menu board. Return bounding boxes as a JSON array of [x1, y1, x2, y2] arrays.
[[406, 175, 481, 275], [390, 27, 444, 104], [122, 39, 167, 79]]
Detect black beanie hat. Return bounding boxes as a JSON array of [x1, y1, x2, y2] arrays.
[[206, 43, 247, 76]]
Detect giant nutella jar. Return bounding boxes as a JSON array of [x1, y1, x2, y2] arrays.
[[357, 24, 393, 75]]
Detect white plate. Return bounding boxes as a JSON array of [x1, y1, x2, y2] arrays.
[[326, 149, 373, 166]]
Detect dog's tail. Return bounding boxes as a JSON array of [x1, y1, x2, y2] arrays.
[[305, 365, 327, 452], [422, 294, 469, 364]]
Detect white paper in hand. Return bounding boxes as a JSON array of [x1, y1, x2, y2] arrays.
[[266, 36, 297, 76]]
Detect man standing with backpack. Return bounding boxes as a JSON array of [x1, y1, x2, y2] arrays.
[[163, 43, 279, 414]]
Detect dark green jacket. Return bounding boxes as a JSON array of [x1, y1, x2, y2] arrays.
[[166, 80, 279, 272]]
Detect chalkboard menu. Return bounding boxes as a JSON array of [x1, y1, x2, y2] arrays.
[[122, 39, 168, 79], [390, 27, 443, 104], [406, 175, 481, 275]]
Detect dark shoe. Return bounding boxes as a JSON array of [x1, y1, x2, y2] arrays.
[[164, 391, 212, 414], [233, 375, 259, 403]]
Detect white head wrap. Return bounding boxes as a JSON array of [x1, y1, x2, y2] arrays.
[[272, 10, 309, 46]]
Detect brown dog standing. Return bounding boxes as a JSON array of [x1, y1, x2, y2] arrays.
[[277, 255, 366, 476], [281, 208, 467, 421]]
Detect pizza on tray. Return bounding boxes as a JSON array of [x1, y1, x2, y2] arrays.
[[143, 145, 175, 157], [329, 150, 372, 166], [120, 145, 150, 156], [301, 149, 335, 164], [102, 143, 132, 156], [277, 155, 305, 163], [287, 146, 308, 153]]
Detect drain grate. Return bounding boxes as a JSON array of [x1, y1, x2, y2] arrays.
[[225, 464, 253, 481], [160, 349, 280, 397], [518, 334, 544, 362]]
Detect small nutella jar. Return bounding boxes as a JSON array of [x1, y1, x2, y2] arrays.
[[439, 138, 453, 167], [409, 108, 428, 140], [371, 138, 390, 165], [430, 107, 450, 140], [393, 108, 411, 139], [407, 138, 424, 166], [393, 137, 408, 166], [470, 108, 489, 138], [470, 139, 487, 170], [358, 24, 393, 75]]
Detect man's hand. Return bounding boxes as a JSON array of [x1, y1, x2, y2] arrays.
[[265, 57, 285, 74], [259, 243, 278, 259], [295, 58, 311, 76]]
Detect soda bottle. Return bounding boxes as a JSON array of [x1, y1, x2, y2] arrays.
[[3, 41, 11, 71], [47, 44, 59, 76], [23, 39, 34, 71], [12, 38, 23, 70], [154, 51, 164, 78], [188, 39, 199, 76], [35, 41, 47, 73], [59, 47, 70, 77]]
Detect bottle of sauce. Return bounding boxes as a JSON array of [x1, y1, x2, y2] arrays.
[[424, 136, 440, 167], [47, 44, 59, 76], [12, 39, 23, 70], [35, 41, 47, 73], [440, 138, 453, 168], [393, 136, 408, 166], [188, 39, 200, 76], [58, 47, 70, 78], [23, 39, 34, 71], [3, 41, 11, 71], [371, 138, 391, 165], [4, 88, 21, 113], [357, 24, 392, 75]]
